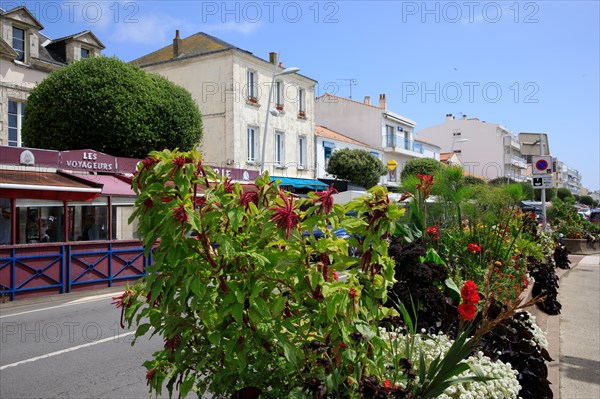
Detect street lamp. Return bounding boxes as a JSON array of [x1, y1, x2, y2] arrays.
[[259, 54, 300, 174], [450, 138, 469, 163]]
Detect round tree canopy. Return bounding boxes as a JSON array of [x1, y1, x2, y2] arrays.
[[22, 56, 203, 158]]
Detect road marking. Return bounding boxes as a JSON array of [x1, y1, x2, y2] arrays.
[[0, 330, 136, 371], [0, 292, 123, 319]]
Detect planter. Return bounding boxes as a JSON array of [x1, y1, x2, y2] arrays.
[[562, 238, 599, 255]]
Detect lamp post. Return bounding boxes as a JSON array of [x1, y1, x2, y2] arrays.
[[450, 138, 469, 164], [259, 54, 300, 174]]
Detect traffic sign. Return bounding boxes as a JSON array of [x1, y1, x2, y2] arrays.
[[532, 156, 553, 175], [387, 159, 398, 171], [532, 175, 553, 189]]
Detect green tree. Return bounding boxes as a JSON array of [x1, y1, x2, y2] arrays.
[[22, 56, 202, 158], [556, 188, 574, 202], [580, 195, 595, 207], [326, 148, 386, 189], [464, 175, 486, 185], [400, 157, 443, 180]]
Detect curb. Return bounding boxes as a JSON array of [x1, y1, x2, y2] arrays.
[[527, 254, 584, 399]]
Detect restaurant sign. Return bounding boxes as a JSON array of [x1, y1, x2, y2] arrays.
[[60, 150, 117, 172]]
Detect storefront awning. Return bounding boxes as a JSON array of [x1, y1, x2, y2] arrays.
[[0, 170, 102, 201], [61, 172, 136, 196], [270, 176, 328, 191]]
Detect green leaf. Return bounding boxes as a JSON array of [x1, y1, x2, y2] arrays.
[[179, 373, 195, 398], [444, 278, 461, 300], [231, 303, 243, 324], [136, 323, 151, 337]]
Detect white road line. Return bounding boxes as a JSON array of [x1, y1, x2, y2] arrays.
[[0, 331, 136, 371], [0, 292, 123, 319]]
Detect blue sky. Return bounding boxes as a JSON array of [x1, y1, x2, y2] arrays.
[[4, 0, 599, 191]]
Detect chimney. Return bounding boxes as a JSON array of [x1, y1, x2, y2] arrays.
[[463, 114, 467, 120], [269, 52, 277, 64], [364, 96, 371, 105], [446, 113, 454, 120], [378, 93, 386, 109], [173, 30, 182, 58]]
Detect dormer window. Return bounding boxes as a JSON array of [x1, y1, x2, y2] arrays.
[[12, 27, 26, 62], [81, 48, 90, 59]]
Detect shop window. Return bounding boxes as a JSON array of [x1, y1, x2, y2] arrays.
[[111, 198, 138, 240], [69, 199, 108, 241], [15, 200, 64, 244]]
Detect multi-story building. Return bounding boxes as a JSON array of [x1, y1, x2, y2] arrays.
[[315, 93, 439, 187], [315, 125, 383, 186], [417, 114, 527, 182], [0, 6, 104, 147], [554, 158, 583, 194], [131, 31, 320, 189]]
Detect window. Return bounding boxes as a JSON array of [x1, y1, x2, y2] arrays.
[[385, 125, 395, 147], [81, 48, 90, 59], [8, 101, 25, 147], [298, 136, 306, 168], [452, 129, 461, 137], [247, 70, 257, 100], [323, 142, 335, 168], [275, 80, 283, 107], [112, 198, 138, 240], [298, 88, 306, 114], [15, 200, 65, 244], [12, 27, 25, 62], [274, 131, 284, 166], [68, 201, 109, 241], [247, 127, 258, 162]]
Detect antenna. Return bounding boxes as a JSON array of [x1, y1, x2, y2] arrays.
[[337, 79, 358, 99]]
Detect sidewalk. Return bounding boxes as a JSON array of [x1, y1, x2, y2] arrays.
[[558, 253, 600, 399], [531, 254, 600, 399]]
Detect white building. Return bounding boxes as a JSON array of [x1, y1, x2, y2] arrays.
[[315, 125, 383, 181], [0, 6, 104, 147], [555, 158, 583, 194], [417, 114, 527, 182], [315, 93, 439, 187], [131, 31, 319, 188]]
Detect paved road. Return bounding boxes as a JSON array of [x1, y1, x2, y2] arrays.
[[0, 290, 172, 399], [560, 254, 600, 399]]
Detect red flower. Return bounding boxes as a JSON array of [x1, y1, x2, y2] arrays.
[[467, 243, 481, 254], [173, 156, 187, 169], [349, 288, 357, 299], [146, 369, 156, 383], [164, 335, 181, 352], [223, 178, 234, 194], [240, 191, 259, 209], [173, 206, 188, 223], [270, 191, 300, 239], [384, 380, 391, 389], [111, 290, 134, 309], [425, 224, 440, 241], [143, 198, 154, 209], [458, 301, 478, 321], [416, 173, 435, 197], [313, 185, 338, 214], [460, 280, 480, 303], [140, 157, 158, 170]]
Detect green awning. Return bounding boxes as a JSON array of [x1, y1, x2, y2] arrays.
[[270, 176, 328, 191]]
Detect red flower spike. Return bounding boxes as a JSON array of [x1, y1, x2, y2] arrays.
[[240, 191, 259, 210], [173, 206, 188, 223], [111, 290, 134, 309], [173, 156, 187, 169], [146, 369, 156, 383], [223, 178, 234, 194], [458, 301, 478, 321], [143, 198, 154, 209], [270, 191, 300, 240], [349, 288, 357, 299], [460, 280, 480, 303], [141, 157, 158, 170], [313, 185, 338, 214]]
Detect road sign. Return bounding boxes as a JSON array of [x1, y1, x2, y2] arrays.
[[532, 175, 553, 189], [532, 156, 553, 175], [387, 159, 398, 171]]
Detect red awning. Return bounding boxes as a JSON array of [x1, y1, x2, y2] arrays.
[[0, 170, 102, 201], [60, 172, 136, 196]]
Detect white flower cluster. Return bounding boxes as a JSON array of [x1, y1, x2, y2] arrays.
[[515, 311, 548, 350], [538, 232, 557, 262], [378, 329, 521, 399]]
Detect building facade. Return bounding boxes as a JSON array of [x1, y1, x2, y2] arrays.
[[555, 158, 583, 194], [0, 6, 104, 147], [315, 93, 439, 187], [418, 114, 527, 182], [131, 32, 318, 186], [315, 125, 383, 182]]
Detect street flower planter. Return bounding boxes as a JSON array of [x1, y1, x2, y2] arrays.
[[562, 238, 599, 255]]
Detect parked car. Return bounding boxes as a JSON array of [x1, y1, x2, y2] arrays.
[[590, 209, 600, 226]]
